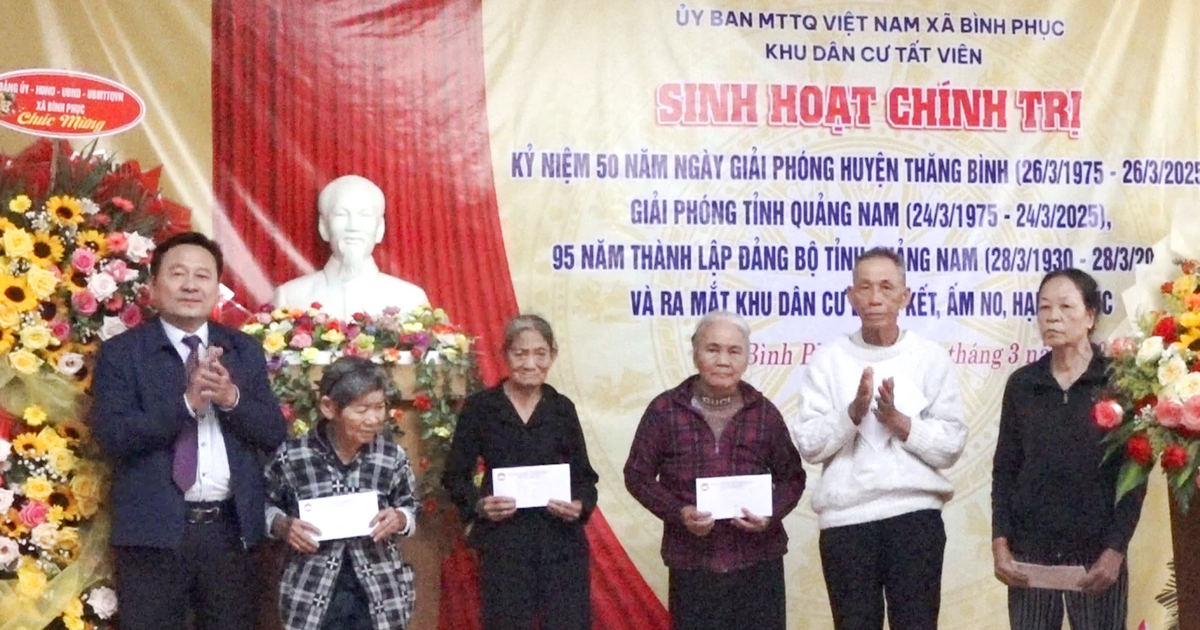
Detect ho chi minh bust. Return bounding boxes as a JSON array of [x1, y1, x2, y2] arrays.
[[273, 175, 428, 320]]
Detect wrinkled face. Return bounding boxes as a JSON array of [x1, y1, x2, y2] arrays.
[[151, 244, 219, 331], [324, 389, 387, 450], [847, 257, 909, 329], [692, 320, 749, 391], [1038, 276, 1095, 349], [319, 185, 384, 263], [505, 329, 556, 388]]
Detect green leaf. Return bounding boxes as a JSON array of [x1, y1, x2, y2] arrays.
[[1115, 461, 1151, 504]]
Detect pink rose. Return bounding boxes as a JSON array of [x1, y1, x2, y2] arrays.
[[256, 312, 273, 325], [49, 319, 71, 341], [105, 293, 125, 312], [1157, 398, 1185, 428], [106, 232, 129, 254], [313, 312, 329, 325], [1108, 337, 1136, 358], [93, 213, 111, 227], [346, 324, 361, 340], [120, 305, 143, 328], [18, 500, 49, 528], [1092, 400, 1124, 430], [105, 259, 132, 282], [1183, 397, 1200, 433], [71, 290, 99, 316], [71, 248, 97, 273], [289, 332, 313, 349]]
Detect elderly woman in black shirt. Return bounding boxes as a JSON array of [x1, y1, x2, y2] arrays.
[[443, 314, 598, 630], [992, 269, 1145, 630]]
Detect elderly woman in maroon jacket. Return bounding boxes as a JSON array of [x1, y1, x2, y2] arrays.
[[624, 310, 807, 630]]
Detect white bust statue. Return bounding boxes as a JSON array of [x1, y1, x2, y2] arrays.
[[273, 175, 429, 320]]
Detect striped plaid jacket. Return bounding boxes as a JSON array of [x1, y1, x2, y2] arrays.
[[264, 423, 418, 630]]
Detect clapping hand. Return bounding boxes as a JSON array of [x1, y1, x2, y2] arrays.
[[186, 347, 239, 413], [848, 368, 873, 425], [873, 377, 912, 439]]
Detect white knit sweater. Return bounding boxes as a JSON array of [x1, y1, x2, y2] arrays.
[[791, 331, 968, 529]]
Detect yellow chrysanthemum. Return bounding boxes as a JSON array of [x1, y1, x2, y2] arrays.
[[1180, 312, 1200, 329], [9, 348, 44, 374], [12, 432, 48, 457], [320, 329, 345, 344], [64, 597, 85, 618], [30, 232, 65, 267], [1174, 274, 1198, 299], [16, 557, 48, 598], [47, 505, 66, 525], [75, 230, 108, 256], [26, 265, 59, 300], [63, 614, 84, 630], [46, 196, 84, 227], [0, 274, 39, 312], [24, 476, 54, 502], [2, 226, 35, 259], [8, 194, 32, 214], [23, 404, 48, 426]]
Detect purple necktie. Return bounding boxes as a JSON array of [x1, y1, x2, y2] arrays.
[[172, 335, 203, 492]]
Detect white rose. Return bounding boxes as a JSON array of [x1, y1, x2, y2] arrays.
[[87, 585, 118, 619], [0, 536, 19, 568], [1177, 372, 1200, 401], [1138, 336, 1165, 364], [31, 522, 59, 549], [87, 272, 119, 301], [80, 198, 101, 215], [57, 352, 85, 376], [0, 486, 14, 513], [1159, 355, 1188, 387], [436, 332, 457, 347], [99, 316, 128, 341], [125, 232, 155, 263]]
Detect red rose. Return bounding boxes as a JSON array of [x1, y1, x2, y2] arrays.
[[1162, 444, 1190, 471], [119, 304, 143, 328], [310, 302, 322, 310], [1154, 316, 1179, 342], [411, 347, 424, 359], [280, 404, 295, 421], [105, 293, 125, 312], [1126, 434, 1154, 466], [1163, 281, 1175, 294], [1092, 400, 1123, 430], [413, 394, 433, 412]]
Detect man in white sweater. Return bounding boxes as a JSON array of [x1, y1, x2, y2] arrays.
[[792, 247, 967, 630]]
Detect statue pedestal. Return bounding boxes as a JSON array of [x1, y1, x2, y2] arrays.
[[256, 363, 468, 630]]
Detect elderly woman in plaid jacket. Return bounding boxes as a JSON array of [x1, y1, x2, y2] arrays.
[[264, 357, 419, 630]]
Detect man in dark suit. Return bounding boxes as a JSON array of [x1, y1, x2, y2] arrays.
[[92, 231, 287, 630]]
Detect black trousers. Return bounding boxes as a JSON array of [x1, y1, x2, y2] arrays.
[[114, 507, 257, 630], [668, 558, 786, 630], [819, 509, 946, 630], [479, 552, 590, 630]]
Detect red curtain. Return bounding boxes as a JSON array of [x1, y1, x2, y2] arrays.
[[210, 1, 669, 629]]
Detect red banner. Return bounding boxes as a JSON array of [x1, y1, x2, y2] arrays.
[[0, 69, 144, 138]]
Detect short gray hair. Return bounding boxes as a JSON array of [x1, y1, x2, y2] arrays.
[[319, 356, 391, 411], [690, 310, 751, 349], [502, 313, 557, 353]]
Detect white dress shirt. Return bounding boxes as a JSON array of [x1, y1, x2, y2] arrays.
[[161, 320, 233, 502]]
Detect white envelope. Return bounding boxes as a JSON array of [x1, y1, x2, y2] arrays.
[[298, 491, 380, 541], [1012, 562, 1087, 591], [492, 463, 571, 509], [695, 474, 773, 520]]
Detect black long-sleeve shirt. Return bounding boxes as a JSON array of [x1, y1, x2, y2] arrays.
[[443, 382, 599, 562], [992, 349, 1145, 564]]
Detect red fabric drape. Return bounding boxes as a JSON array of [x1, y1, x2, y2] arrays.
[[211, 2, 669, 629]]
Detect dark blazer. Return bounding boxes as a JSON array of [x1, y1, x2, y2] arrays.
[[92, 317, 287, 550]]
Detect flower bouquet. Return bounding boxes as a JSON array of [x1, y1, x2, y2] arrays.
[[0, 138, 192, 629], [1095, 258, 1200, 512], [240, 302, 481, 502]]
